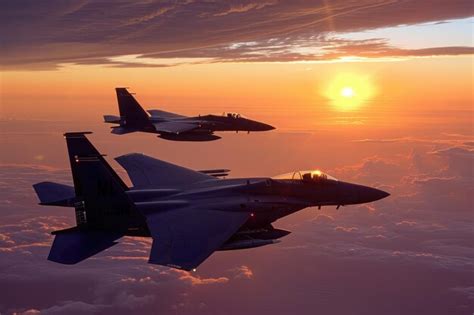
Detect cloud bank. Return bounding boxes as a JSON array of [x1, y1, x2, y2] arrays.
[[0, 127, 473, 314], [1, 0, 473, 69]]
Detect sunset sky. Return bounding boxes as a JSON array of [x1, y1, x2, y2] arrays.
[[0, 1, 473, 314]]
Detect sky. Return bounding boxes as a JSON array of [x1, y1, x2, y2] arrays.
[[0, 1, 473, 314]]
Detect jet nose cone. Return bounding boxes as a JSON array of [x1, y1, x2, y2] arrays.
[[253, 122, 275, 131], [263, 123, 275, 131], [359, 186, 390, 203], [244, 118, 275, 131]]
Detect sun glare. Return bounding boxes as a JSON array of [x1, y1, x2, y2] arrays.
[[324, 73, 375, 111], [341, 87, 355, 98]]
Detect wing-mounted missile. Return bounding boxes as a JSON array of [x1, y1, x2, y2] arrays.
[[158, 133, 221, 141], [199, 169, 231, 178], [219, 239, 281, 250], [219, 225, 291, 251]]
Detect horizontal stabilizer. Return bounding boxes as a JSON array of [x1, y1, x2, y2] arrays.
[[116, 153, 214, 188], [104, 115, 121, 124], [33, 182, 76, 206], [147, 208, 249, 270], [48, 229, 123, 264]]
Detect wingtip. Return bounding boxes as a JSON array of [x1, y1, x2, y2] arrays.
[[115, 152, 144, 159], [114, 152, 147, 164], [63, 131, 93, 137]]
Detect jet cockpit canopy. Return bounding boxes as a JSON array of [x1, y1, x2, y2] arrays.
[[223, 112, 242, 119], [272, 170, 338, 182]]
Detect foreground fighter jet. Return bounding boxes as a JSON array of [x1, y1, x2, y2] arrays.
[[33, 132, 389, 271], [104, 88, 274, 141]]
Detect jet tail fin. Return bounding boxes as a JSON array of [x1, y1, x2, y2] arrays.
[[48, 228, 123, 264], [33, 132, 146, 265], [64, 132, 139, 229], [115, 88, 152, 129]]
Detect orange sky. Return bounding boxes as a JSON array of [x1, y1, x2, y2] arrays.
[[1, 3, 473, 313], [1, 56, 472, 133]]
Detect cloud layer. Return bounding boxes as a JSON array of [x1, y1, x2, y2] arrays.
[[1, 0, 473, 69], [0, 122, 473, 314]]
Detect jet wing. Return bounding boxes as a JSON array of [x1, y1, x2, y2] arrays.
[[115, 153, 214, 188], [48, 228, 123, 264], [152, 121, 199, 134], [146, 208, 249, 270], [148, 109, 186, 119]]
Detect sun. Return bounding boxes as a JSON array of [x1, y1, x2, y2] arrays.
[[341, 87, 355, 98], [324, 73, 375, 111]]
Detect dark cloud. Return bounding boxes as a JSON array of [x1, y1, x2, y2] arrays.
[[1, 0, 473, 69], [21, 301, 110, 315], [137, 36, 474, 65]]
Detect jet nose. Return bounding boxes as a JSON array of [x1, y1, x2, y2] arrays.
[[261, 123, 275, 131], [247, 120, 275, 131], [359, 186, 390, 203]]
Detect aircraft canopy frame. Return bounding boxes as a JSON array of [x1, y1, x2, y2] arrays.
[[272, 170, 338, 182]]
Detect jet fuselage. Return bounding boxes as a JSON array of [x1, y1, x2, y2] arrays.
[[127, 176, 389, 240], [34, 133, 389, 270], [105, 88, 274, 141]]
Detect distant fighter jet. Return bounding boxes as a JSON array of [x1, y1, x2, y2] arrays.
[[104, 88, 274, 141], [33, 132, 389, 271]]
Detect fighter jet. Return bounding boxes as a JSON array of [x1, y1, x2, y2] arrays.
[[103, 88, 274, 141], [33, 132, 389, 271]]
